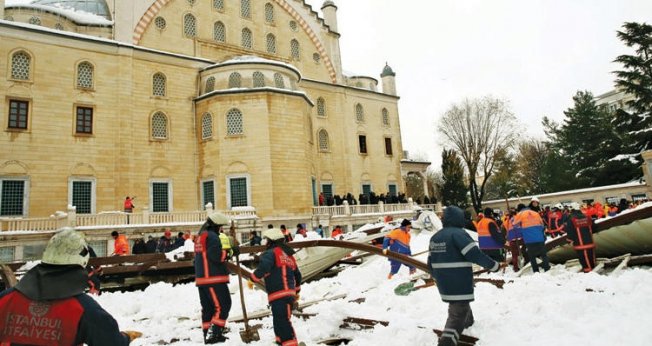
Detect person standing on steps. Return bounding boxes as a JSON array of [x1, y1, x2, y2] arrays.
[[428, 206, 500, 346], [382, 219, 415, 279], [194, 213, 238, 344]]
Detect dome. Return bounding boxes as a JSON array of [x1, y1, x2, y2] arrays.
[[380, 63, 396, 77], [30, 0, 111, 19]]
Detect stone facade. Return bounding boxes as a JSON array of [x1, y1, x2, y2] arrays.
[[0, 0, 405, 219]]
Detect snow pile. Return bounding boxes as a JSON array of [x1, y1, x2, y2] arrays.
[[93, 230, 652, 345]]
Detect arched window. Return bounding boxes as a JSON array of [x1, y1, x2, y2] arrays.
[[318, 129, 329, 151], [152, 73, 166, 96], [226, 108, 243, 135], [241, 28, 252, 49], [313, 53, 321, 64], [205, 77, 215, 92], [213, 0, 224, 11], [29, 16, 41, 25], [273, 73, 285, 89], [241, 0, 251, 18], [265, 3, 274, 23], [382, 108, 390, 126], [290, 39, 300, 60], [155, 17, 166, 30], [317, 98, 326, 117], [183, 13, 196, 38], [151, 112, 168, 139], [355, 103, 365, 122], [253, 72, 265, 88], [213, 21, 225, 42], [266, 33, 276, 53], [228, 72, 242, 88], [76, 61, 94, 89], [11, 51, 31, 80], [202, 113, 213, 139]]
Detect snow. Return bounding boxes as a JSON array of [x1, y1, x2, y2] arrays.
[[86, 229, 652, 345], [5, 1, 113, 26]]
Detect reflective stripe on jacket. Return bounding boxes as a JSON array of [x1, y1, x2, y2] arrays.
[[476, 218, 503, 249]]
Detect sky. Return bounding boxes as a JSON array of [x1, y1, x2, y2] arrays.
[[85, 220, 652, 345], [304, 0, 652, 169]]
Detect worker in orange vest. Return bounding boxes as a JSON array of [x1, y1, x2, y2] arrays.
[[111, 231, 130, 256], [476, 208, 505, 262]]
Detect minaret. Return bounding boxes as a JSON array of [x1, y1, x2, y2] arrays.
[[321, 0, 338, 33], [381, 63, 397, 96]]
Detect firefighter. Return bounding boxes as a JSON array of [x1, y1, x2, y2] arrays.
[[249, 228, 302, 346], [546, 204, 566, 238], [565, 203, 597, 272], [382, 219, 415, 279], [428, 206, 500, 346], [0, 228, 141, 345], [476, 208, 505, 262], [194, 213, 237, 344]]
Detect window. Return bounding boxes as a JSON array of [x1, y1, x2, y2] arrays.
[[226, 108, 243, 135], [253, 71, 265, 87], [77, 62, 94, 89], [155, 16, 166, 30], [23, 244, 46, 261], [632, 194, 647, 201], [385, 137, 393, 155], [318, 129, 329, 151], [152, 72, 166, 97], [213, 0, 224, 11], [388, 184, 397, 197], [382, 108, 390, 126], [187, 0, 196, 6], [205, 77, 215, 92], [317, 97, 326, 116], [75, 106, 93, 134], [151, 181, 171, 212], [151, 112, 168, 139], [228, 72, 242, 88], [55, 23, 64, 30], [213, 21, 225, 42], [183, 13, 196, 38], [289, 20, 298, 31], [70, 179, 93, 214], [321, 183, 333, 200], [241, 0, 251, 18], [265, 3, 274, 23], [274, 73, 285, 88], [290, 39, 300, 60], [201, 113, 213, 139], [0, 247, 15, 263], [0, 179, 27, 216], [358, 135, 367, 154], [313, 53, 321, 64], [362, 184, 372, 200], [266, 33, 276, 53], [355, 103, 365, 122], [8, 100, 29, 129], [228, 176, 249, 208], [242, 28, 252, 49], [11, 51, 31, 80], [202, 180, 215, 209], [87, 241, 106, 257], [29, 16, 41, 25]]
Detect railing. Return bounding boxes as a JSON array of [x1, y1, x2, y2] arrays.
[[311, 200, 438, 217]]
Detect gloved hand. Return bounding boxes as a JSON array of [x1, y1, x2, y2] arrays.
[[232, 245, 240, 257], [246, 279, 254, 290], [382, 248, 388, 255], [292, 294, 301, 311], [121, 330, 143, 341]]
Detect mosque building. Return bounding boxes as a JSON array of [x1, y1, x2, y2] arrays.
[[0, 0, 408, 219]]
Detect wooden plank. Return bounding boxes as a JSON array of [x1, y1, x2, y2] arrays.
[[88, 253, 167, 266], [611, 254, 631, 275], [229, 294, 347, 323], [433, 329, 478, 345], [340, 316, 389, 330]]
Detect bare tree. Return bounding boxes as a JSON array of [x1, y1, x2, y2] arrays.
[[437, 96, 518, 211]]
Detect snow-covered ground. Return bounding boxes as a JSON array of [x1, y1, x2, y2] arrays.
[[95, 230, 652, 345]]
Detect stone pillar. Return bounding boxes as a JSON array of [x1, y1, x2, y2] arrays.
[[142, 207, 149, 224], [343, 200, 351, 216], [67, 205, 77, 228], [205, 202, 214, 213], [379, 201, 385, 213]]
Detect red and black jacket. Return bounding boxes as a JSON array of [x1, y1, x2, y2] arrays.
[[251, 244, 302, 303], [194, 230, 230, 286], [565, 212, 596, 251]]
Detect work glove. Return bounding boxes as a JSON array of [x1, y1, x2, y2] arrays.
[[232, 245, 240, 257], [382, 248, 388, 255], [247, 279, 254, 290], [292, 294, 301, 311], [121, 330, 143, 342]]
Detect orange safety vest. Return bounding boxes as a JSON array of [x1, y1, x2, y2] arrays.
[[476, 217, 503, 249]]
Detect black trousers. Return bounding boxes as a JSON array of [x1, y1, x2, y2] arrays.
[[575, 248, 596, 272], [438, 301, 473, 346], [270, 296, 297, 345], [524, 242, 550, 273], [198, 284, 231, 334]]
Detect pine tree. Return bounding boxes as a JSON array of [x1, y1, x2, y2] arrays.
[[613, 22, 652, 155], [439, 149, 468, 209], [484, 148, 518, 200]]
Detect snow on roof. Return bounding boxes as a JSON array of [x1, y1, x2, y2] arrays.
[[206, 55, 302, 80], [6, 1, 113, 26]]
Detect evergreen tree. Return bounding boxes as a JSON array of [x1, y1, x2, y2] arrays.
[[613, 22, 652, 156], [439, 149, 468, 209], [515, 140, 550, 195], [484, 148, 518, 200]]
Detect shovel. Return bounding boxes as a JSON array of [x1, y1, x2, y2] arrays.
[[230, 221, 260, 343]]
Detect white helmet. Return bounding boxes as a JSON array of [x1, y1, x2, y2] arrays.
[[553, 203, 563, 210], [531, 197, 540, 203], [208, 212, 230, 226], [41, 228, 89, 268], [569, 202, 581, 210], [262, 228, 285, 241]]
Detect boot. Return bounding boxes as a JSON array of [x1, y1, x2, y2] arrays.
[[205, 325, 227, 344]]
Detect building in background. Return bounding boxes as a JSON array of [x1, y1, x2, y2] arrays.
[[0, 0, 407, 218]]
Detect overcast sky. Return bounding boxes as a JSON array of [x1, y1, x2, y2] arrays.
[[304, 0, 652, 169]]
